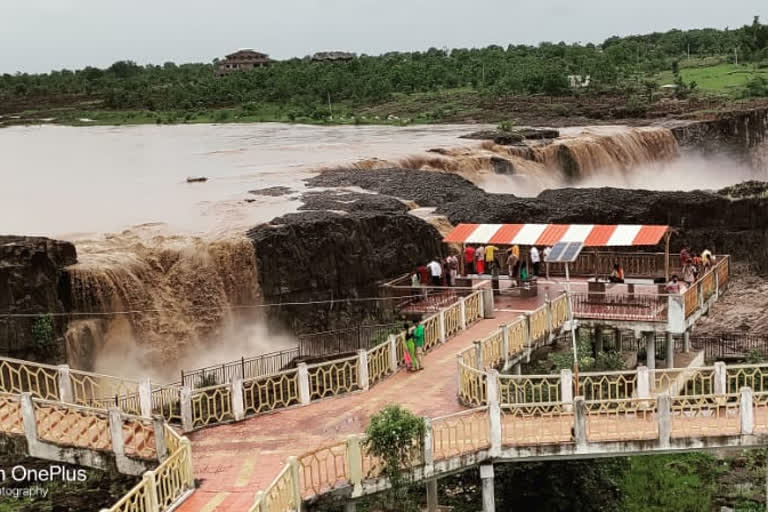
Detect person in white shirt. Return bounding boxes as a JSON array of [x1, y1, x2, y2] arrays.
[[542, 246, 552, 279], [428, 258, 442, 287], [530, 246, 541, 277]]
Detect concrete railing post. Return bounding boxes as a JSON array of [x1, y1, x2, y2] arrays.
[[480, 464, 496, 512], [524, 313, 532, 362], [358, 349, 370, 391], [637, 365, 650, 399], [426, 479, 439, 512], [180, 386, 194, 433], [501, 324, 510, 370], [665, 332, 674, 369], [142, 471, 160, 512], [545, 295, 553, 340], [298, 363, 311, 405], [657, 393, 671, 449], [474, 340, 484, 370], [153, 416, 168, 461], [231, 378, 245, 421], [439, 310, 446, 343], [740, 387, 754, 435], [459, 297, 467, 330], [346, 435, 363, 498], [573, 396, 587, 450], [423, 418, 434, 470], [388, 335, 398, 372], [486, 370, 502, 456], [683, 330, 691, 353], [645, 332, 656, 371], [667, 294, 685, 334], [288, 456, 302, 507], [252, 491, 265, 512], [139, 377, 153, 418], [56, 364, 74, 403], [482, 287, 494, 319], [714, 267, 720, 301], [108, 408, 126, 457], [714, 362, 727, 396], [560, 369, 573, 412]]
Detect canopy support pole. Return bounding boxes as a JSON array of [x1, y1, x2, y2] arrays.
[[461, 244, 465, 276], [664, 232, 671, 282], [593, 249, 599, 281]]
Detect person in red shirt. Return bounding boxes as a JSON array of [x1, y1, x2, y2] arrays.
[[464, 245, 476, 275], [417, 264, 429, 285]]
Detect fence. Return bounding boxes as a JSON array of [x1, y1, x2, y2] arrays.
[[180, 347, 299, 389], [297, 324, 402, 359], [571, 292, 668, 323]]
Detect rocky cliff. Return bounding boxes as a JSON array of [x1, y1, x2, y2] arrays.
[[0, 236, 76, 361]]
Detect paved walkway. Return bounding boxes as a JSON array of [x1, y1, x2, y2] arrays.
[[180, 309, 521, 512]]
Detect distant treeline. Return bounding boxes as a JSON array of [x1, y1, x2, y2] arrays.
[[2, 17, 768, 112]]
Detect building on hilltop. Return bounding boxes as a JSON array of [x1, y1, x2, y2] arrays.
[[311, 51, 356, 62], [216, 49, 274, 76]]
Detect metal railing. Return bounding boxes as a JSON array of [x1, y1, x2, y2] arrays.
[[297, 323, 402, 359], [180, 347, 299, 389], [571, 291, 669, 322]]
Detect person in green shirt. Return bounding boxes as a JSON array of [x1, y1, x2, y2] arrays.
[[413, 323, 425, 371]]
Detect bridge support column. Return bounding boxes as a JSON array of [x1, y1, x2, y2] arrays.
[[480, 464, 496, 512], [740, 387, 754, 435], [560, 369, 574, 412], [180, 386, 193, 433], [502, 325, 510, 371], [714, 362, 727, 396], [358, 349, 369, 391], [426, 479, 439, 512], [665, 332, 675, 369], [231, 377, 245, 421], [459, 297, 467, 330], [645, 332, 656, 371], [573, 396, 587, 450], [683, 331, 691, 353], [487, 370, 502, 456]]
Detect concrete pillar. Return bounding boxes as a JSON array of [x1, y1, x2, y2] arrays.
[[545, 295, 553, 340], [423, 418, 434, 466], [482, 287, 495, 319], [560, 369, 573, 412], [474, 340, 484, 370], [347, 435, 363, 497], [645, 332, 656, 371], [502, 324, 510, 370], [740, 387, 754, 435], [714, 362, 727, 396], [487, 370, 502, 456], [573, 396, 587, 450], [138, 377, 153, 417], [298, 363, 311, 405], [512, 363, 522, 376], [683, 331, 691, 353], [426, 479, 439, 512], [665, 332, 675, 369], [108, 408, 126, 457], [637, 366, 650, 399], [358, 349, 370, 391], [657, 393, 671, 449], [20, 393, 40, 451], [142, 471, 160, 511], [231, 378, 245, 421], [388, 334, 398, 372], [288, 456, 302, 507], [56, 365, 74, 403], [180, 386, 193, 433], [459, 297, 467, 330], [153, 416, 168, 461], [439, 310, 446, 343], [480, 464, 496, 512]]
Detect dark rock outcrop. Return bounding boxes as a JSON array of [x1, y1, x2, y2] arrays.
[[0, 236, 76, 361], [247, 211, 442, 332]]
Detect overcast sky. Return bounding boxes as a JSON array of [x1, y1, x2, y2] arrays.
[[2, 0, 766, 74]]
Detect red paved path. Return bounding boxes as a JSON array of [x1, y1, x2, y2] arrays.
[[180, 308, 530, 511]]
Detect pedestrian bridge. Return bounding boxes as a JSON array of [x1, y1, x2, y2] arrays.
[[0, 254, 758, 512]]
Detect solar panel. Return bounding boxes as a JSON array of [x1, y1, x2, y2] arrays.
[[547, 241, 584, 263]]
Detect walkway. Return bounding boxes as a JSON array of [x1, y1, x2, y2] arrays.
[[181, 310, 523, 512]]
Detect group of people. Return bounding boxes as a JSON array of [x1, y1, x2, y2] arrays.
[[463, 244, 551, 282], [666, 247, 716, 292], [411, 255, 459, 288], [403, 322, 425, 372]]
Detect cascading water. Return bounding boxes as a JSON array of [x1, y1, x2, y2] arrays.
[[63, 230, 278, 382]]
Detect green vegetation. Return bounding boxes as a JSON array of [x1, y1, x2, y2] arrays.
[[30, 315, 55, 352], [3, 17, 768, 126], [364, 405, 426, 512]]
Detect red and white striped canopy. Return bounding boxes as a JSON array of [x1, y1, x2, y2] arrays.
[[444, 224, 669, 247]]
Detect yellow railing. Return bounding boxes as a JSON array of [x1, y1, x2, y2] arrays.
[[70, 369, 141, 415], [670, 395, 739, 438], [458, 355, 487, 407], [0, 357, 59, 400], [529, 305, 548, 342], [151, 385, 182, 424], [506, 317, 527, 357], [501, 403, 572, 446], [443, 301, 462, 338], [717, 256, 730, 291], [431, 408, 490, 460], [585, 398, 657, 442], [0, 392, 24, 435], [464, 291, 483, 325], [422, 313, 441, 351], [578, 371, 638, 401], [106, 426, 194, 512], [297, 440, 349, 498], [122, 414, 158, 459], [307, 356, 360, 400], [701, 270, 715, 301], [498, 374, 561, 405], [551, 294, 568, 330], [726, 364, 768, 394], [652, 367, 715, 396], [243, 369, 300, 416], [480, 328, 504, 370], [367, 341, 392, 386], [190, 383, 234, 429], [683, 283, 699, 318]]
